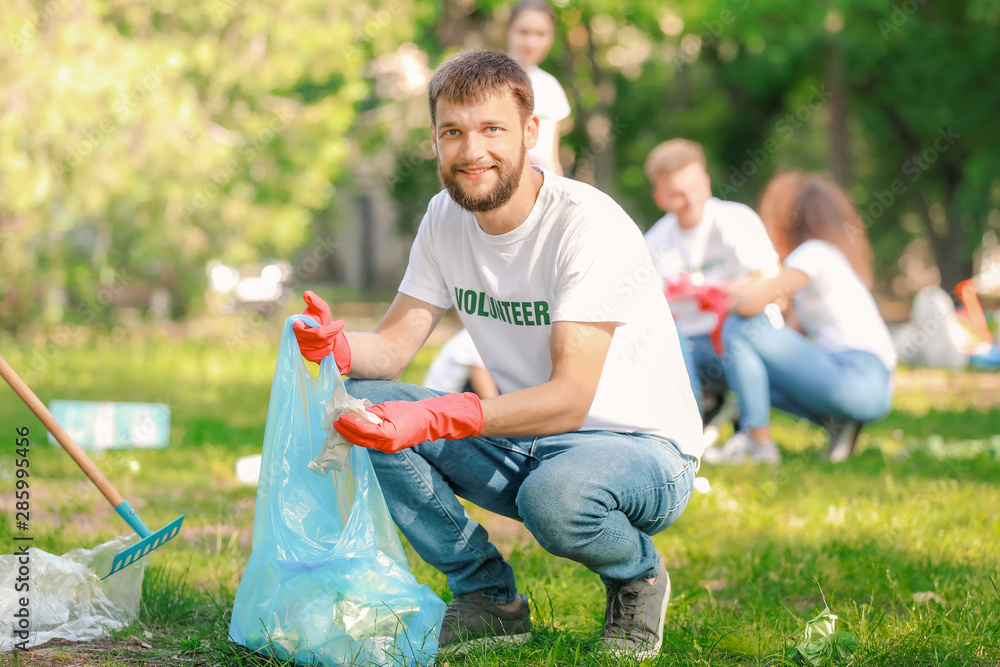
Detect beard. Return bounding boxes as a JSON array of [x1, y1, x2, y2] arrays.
[[437, 144, 526, 213]]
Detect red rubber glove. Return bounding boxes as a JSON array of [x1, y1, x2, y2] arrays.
[[663, 272, 696, 302], [292, 291, 352, 373], [695, 285, 730, 355], [334, 393, 484, 454]]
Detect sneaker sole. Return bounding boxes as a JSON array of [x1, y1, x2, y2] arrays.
[[437, 631, 532, 657]]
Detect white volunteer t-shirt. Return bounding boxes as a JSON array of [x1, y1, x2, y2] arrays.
[[423, 329, 486, 394], [645, 198, 779, 337], [400, 169, 704, 457], [527, 66, 571, 172], [784, 240, 897, 371]]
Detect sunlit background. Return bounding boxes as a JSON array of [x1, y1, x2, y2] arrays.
[[2, 0, 998, 329]]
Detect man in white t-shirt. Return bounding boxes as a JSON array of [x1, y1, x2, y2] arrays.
[[424, 329, 500, 398], [292, 51, 702, 659], [643, 139, 780, 426]]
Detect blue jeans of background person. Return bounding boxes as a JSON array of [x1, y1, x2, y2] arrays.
[[681, 333, 728, 416], [678, 318, 769, 416], [344, 379, 697, 606], [721, 314, 894, 430]]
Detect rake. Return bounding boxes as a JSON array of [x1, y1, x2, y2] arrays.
[[0, 354, 183, 579]]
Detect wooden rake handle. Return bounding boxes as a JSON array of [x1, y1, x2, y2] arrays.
[[0, 354, 125, 509]]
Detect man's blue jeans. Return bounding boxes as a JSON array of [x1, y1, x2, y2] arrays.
[[344, 380, 697, 606], [721, 315, 894, 429]]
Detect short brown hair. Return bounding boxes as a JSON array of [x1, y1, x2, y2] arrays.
[[427, 50, 534, 128], [507, 0, 557, 29], [760, 171, 875, 288], [645, 139, 707, 182]]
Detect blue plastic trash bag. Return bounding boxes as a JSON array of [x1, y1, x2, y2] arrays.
[[230, 315, 445, 666]]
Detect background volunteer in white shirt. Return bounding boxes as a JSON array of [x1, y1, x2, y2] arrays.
[[722, 172, 896, 464], [424, 328, 499, 398], [643, 139, 780, 425], [292, 51, 703, 658], [506, 0, 571, 175]]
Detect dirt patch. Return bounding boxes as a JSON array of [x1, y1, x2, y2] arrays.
[[6, 637, 175, 666], [893, 367, 1000, 409]]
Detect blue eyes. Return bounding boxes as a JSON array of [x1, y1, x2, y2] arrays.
[[442, 127, 501, 137]]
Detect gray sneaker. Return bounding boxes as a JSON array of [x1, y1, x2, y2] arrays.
[[702, 432, 781, 465], [437, 590, 531, 656], [827, 420, 863, 463], [600, 561, 671, 659]]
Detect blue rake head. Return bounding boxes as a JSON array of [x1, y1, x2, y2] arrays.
[[103, 502, 184, 579]]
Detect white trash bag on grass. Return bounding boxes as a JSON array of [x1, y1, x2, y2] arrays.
[[0, 535, 146, 651]]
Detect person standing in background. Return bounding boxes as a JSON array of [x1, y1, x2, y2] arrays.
[[506, 0, 571, 175]]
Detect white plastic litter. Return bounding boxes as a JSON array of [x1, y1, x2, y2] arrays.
[[0, 535, 146, 650], [703, 425, 720, 449], [308, 386, 382, 476], [892, 285, 966, 368], [235, 454, 263, 486]]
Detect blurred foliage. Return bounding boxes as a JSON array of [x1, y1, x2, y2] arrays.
[[2, 1, 999, 328], [0, 0, 419, 328], [386, 0, 1000, 293]]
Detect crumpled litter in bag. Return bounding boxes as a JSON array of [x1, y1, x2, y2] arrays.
[[0, 535, 146, 651], [229, 315, 445, 666], [308, 386, 382, 476]]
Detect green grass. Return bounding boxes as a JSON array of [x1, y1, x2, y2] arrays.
[[1, 320, 999, 666]]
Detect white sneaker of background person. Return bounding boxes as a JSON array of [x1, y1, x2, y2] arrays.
[[702, 432, 781, 465]]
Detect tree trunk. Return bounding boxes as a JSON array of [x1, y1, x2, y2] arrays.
[[827, 39, 850, 187], [880, 105, 971, 292], [913, 184, 971, 293]]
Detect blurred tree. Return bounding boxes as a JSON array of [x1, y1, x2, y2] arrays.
[[383, 0, 999, 293], [0, 0, 419, 327], [4, 0, 994, 329], [641, 0, 1000, 289], [839, 0, 1000, 290]]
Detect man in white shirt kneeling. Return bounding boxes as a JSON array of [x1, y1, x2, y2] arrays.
[[293, 51, 704, 658], [643, 139, 782, 462]]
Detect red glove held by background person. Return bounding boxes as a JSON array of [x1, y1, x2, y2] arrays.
[[695, 285, 730, 355], [663, 271, 696, 302], [334, 393, 484, 454], [292, 291, 352, 373]]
